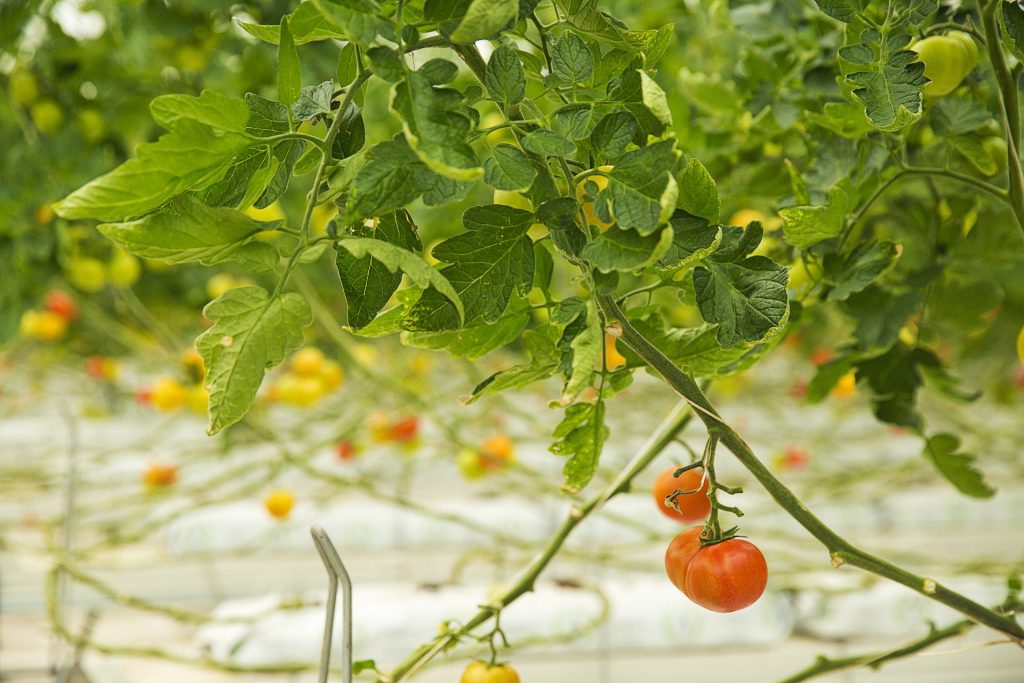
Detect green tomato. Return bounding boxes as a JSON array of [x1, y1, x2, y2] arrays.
[[107, 249, 141, 287], [67, 257, 107, 293], [8, 69, 39, 107], [912, 32, 977, 97], [31, 99, 64, 134], [982, 136, 1008, 175], [457, 449, 487, 480], [77, 108, 106, 144]]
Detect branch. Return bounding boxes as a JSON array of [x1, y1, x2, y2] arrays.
[[383, 400, 695, 682], [595, 293, 1024, 642]]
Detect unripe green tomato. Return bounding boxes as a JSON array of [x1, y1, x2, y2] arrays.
[[77, 108, 106, 144], [8, 68, 39, 107], [982, 136, 1008, 175], [31, 99, 64, 134], [457, 449, 487, 480], [107, 249, 142, 287], [912, 32, 977, 97], [67, 257, 107, 293]]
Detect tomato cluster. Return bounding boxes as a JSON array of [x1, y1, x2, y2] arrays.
[[654, 465, 768, 612]]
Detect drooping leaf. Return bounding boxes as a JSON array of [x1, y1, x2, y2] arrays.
[[292, 81, 335, 121], [402, 297, 530, 359], [922, 433, 995, 498], [655, 212, 722, 272], [824, 241, 898, 301], [675, 158, 719, 223], [277, 17, 301, 107], [582, 224, 674, 273], [483, 144, 537, 192], [780, 181, 853, 248], [590, 110, 641, 164], [550, 400, 609, 493], [602, 140, 680, 234], [839, 28, 926, 131], [197, 287, 312, 434]]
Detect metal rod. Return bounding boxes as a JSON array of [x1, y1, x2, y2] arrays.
[[311, 525, 353, 683]]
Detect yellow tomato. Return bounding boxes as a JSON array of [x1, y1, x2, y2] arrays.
[[1017, 326, 1024, 365], [35, 204, 54, 225], [77, 108, 105, 144], [291, 347, 326, 376], [264, 490, 295, 519], [729, 208, 768, 227], [319, 359, 344, 391], [186, 385, 210, 415], [352, 343, 378, 365], [458, 449, 487, 480], [603, 333, 627, 370], [832, 371, 857, 399], [150, 377, 188, 412], [206, 273, 238, 300], [245, 202, 287, 223], [67, 257, 107, 292], [493, 189, 533, 212], [20, 310, 68, 342], [311, 203, 336, 236], [575, 165, 613, 231], [107, 249, 142, 287], [278, 373, 326, 407], [461, 661, 520, 683], [143, 464, 179, 489]]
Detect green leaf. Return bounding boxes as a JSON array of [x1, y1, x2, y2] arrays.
[[485, 45, 526, 106], [603, 140, 680, 234], [810, 0, 867, 22], [244, 93, 290, 137], [844, 287, 920, 352], [237, 3, 348, 44], [856, 343, 928, 431], [631, 317, 783, 377], [780, 181, 853, 248], [1003, 0, 1024, 62], [590, 111, 641, 164], [338, 137, 425, 222], [806, 354, 859, 404], [675, 158, 719, 223], [638, 69, 672, 127], [292, 81, 335, 121], [197, 287, 312, 434], [922, 433, 995, 499], [419, 58, 459, 85], [278, 17, 301, 107], [448, 0, 516, 42], [560, 298, 602, 403], [334, 237, 464, 323], [402, 298, 530, 359], [97, 195, 278, 269], [367, 46, 405, 82], [391, 71, 481, 181], [403, 204, 534, 330], [469, 327, 560, 401], [330, 101, 366, 160], [550, 400, 608, 493], [655, 212, 722, 271], [521, 128, 576, 156], [54, 120, 251, 221], [582, 225, 674, 273], [552, 32, 594, 85], [483, 144, 537, 192], [198, 146, 273, 209], [311, 0, 396, 45], [824, 241, 898, 301], [693, 254, 789, 347], [335, 210, 422, 329], [150, 90, 250, 134], [537, 196, 587, 263], [840, 28, 926, 131]]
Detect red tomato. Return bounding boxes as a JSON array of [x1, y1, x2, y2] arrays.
[[389, 416, 419, 443], [782, 445, 808, 469], [335, 441, 358, 461], [664, 526, 706, 596], [44, 290, 78, 321], [809, 347, 834, 366], [684, 538, 768, 613], [652, 466, 710, 523], [135, 388, 152, 405]]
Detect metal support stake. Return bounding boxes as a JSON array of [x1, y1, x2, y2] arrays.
[[311, 525, 353, 683]]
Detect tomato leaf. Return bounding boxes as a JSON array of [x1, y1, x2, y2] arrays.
[[922, 433, 995, 499], [550, 400, 609, 493]]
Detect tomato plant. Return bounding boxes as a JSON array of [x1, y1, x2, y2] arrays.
[[6, 0, 1024, 679]]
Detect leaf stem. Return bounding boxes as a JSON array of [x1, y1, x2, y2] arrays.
[[594, 292, 1024, 642]]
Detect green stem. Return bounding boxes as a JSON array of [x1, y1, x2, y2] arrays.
[[594, 293, 1024, 642], [384, 400, 695, 682], [777, 618, 975, 683], [981, 0, 1024, 234]]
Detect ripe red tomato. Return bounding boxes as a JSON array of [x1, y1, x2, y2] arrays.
[[664, 526, 706, 596], [809, 347, 834, 366], [335, 440, 358, 461], [389, 415, 419, 443], [684, 538, 768, 613], [44, 290, 78, 321], [652, 466, 710, 523]]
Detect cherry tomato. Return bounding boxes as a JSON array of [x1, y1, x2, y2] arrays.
[[291, 347, 325, 376], [44, 290, 78, 321], [460, 661, 520, 683], [809, 347, 834, 367], [684, 538, 768, 613], [265, 490, 295, 519], [603, 333, 627, 370], [831, 371, 857, 398], [664, 525, 707, 596], [335, 441, 358, 461], [85, 355, 118, 381], [480, 434, 514, 469], [652, 466, 710, 523], [390, 416, 419, 443], [150, 377, 188, 412], [143, 464, 179, 489], [20, 310, 68, 342]]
